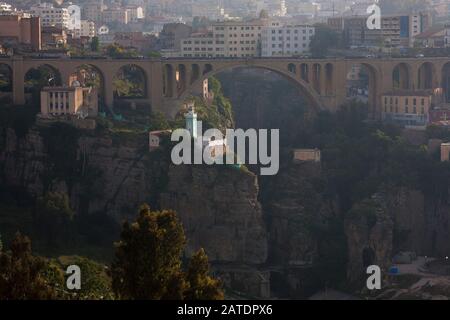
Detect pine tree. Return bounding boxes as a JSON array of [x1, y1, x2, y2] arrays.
[[185, 248, 224, 300], [111, 204, 224, 300], [0, 233, 60, 300], [111, 204, 187, 299]]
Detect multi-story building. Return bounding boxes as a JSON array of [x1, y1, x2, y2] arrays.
[[212, 19, 268, 57], [114, 32, 154, 52], [41, 26, 67, 48], [0, 14, 41, 50], [40, 86, 98, 117], [381, 91, 432, 126], [330, 11, 432, 49], [125, 6, 144, 23], [415, 25, 450, 48], [30, 3, 69, 29], [180, 19, 269, 58], [180, 32, 215, 58], [71, 20, 96, 39], [102, 7, 128, 25], [261, 25, 314, 57], [159, 23, 193, 51]]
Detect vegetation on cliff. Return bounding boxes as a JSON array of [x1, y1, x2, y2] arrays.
[[0, 205, 223, 300], [112, 204, 223, 300]]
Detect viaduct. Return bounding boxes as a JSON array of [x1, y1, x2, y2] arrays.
[[1, 55, 450, 118]]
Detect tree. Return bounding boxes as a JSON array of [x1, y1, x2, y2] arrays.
[[111, 204, 223, 300], [111, 204, 187, 299], [0, 233, 60, 299], [185, 249, 224, 300], [90, 36, 100, 52], [309, 24, 341, 57]]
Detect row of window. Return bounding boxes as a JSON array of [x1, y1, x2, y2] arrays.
[[268, 43, 307, 48], [183, 53, 255, 57], [49, 92, 69, 99], [183, 47, 255, 52], [268, 36, 311, 41], [215, 26, 262, 31], [49, 102, 69, 109], [270, 29, 313, 34], [384, 96, 427, 106], [384, 106, 425, 114]]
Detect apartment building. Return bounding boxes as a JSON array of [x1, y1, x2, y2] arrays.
[[70, 20, 96, 39], [0, 14, 41, 50], [180, 32, 215, 57], [30, 3, 69, 29], [125, 6, 144, 23], [102, 7, 128, 25], [180, 19, 269, 58], [382, 91, 432, 126], [160, 23, 193, 51], [329, 12, 431, 48], [261, 25, 314, 57]]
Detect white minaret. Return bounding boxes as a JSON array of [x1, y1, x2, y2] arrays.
[[185, 104, 198, 139]]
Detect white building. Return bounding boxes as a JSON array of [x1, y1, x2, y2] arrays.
[[125, 6, 144, 23], [71, 20, 96, 38], [185, 104, 227, 159], [0, 2, 13, 13], [261, 25, 314, 57], [30, 3, 69, 28]]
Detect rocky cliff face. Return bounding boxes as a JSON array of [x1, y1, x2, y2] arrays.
[[344, 187, 450, 285], [0, 125, 269, 296], [160, 165, 268, 265]]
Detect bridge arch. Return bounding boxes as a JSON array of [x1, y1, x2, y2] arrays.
[[345, 62, 380, 115], [300, 63, 309, 83], [0, 63, 12, 92], [0, 63, 12, 104], [24, 64, 62, 105], [288, 63, 296, 74], [417, 62, 435, 90], [392, 63, 411, 90], [177, 61, 325, 111], [113, 64, 148, 99], [70, 64, 105, 107], [324, 63, 334, 95]]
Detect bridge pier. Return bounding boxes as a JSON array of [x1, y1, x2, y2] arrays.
[[104, 72, 114, 109], [12, 57, 25, 105], [150, 63, 164, 114]]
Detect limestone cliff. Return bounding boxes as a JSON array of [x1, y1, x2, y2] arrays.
[[160, 165, 268, 265], [0, 125, 269, 295]]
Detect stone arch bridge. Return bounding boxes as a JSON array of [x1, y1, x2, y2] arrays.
[[2, 56, 450, 118]]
